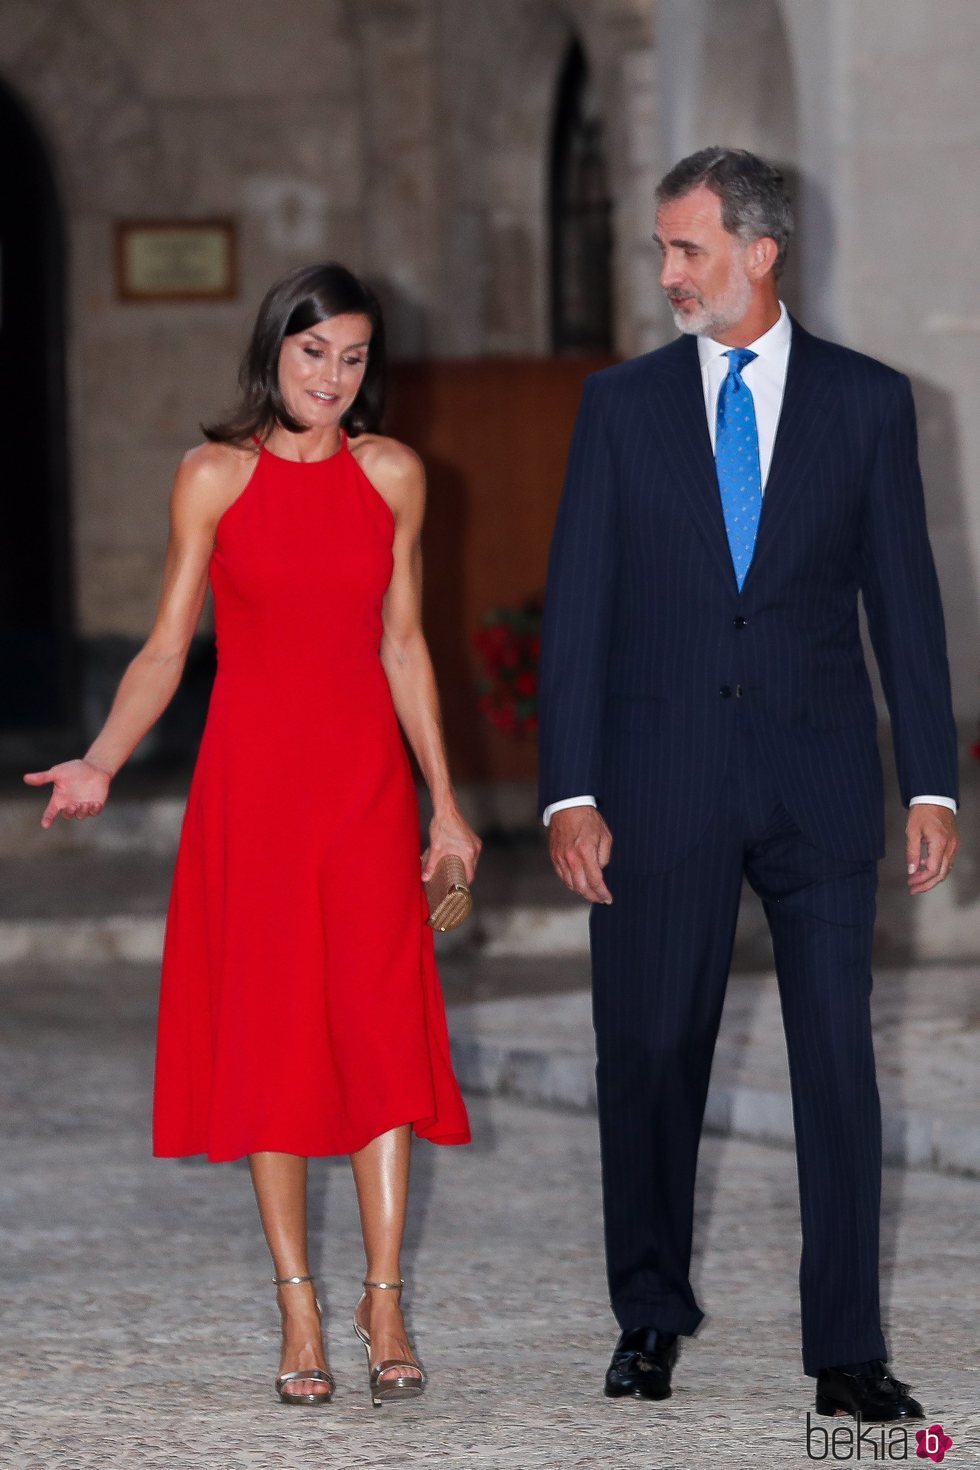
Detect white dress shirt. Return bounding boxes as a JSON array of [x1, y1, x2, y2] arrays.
[[700, 298, 791, 483], [543, 305, 955, 823]]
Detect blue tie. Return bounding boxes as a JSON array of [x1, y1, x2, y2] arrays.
[[715, 348, 762, 591]]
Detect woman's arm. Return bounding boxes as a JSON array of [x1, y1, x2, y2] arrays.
[[24, 444, 252, 828], [353, 436, 481, 883]]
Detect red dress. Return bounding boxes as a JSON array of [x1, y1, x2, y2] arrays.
[[152, 436, 471, 1161]]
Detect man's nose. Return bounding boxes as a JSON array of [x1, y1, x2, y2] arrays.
[[659, 253, 683, 289]]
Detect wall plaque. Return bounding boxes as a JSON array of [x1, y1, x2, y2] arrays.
[[116, 220, 237, 301]]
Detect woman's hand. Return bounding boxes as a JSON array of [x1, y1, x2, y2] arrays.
[[422, 806, 482, 886], [23, 759, 112, 829]]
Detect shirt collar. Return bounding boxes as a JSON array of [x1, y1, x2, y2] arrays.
[[696, 299, 791, 370]]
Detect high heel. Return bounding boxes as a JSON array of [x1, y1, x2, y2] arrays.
[[352, 1278, 426, 1407], [273, 1273, 335, 1406]]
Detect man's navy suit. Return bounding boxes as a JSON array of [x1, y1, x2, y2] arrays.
[[538, 320, 958, 1374]]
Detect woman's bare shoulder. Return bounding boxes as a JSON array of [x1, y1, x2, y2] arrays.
[[180, 439, 257, 484], [171, 441, 259, 526], [348, 433, 423, 487]]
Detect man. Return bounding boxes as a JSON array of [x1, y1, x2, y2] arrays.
[[538, 148, 959, 1421]]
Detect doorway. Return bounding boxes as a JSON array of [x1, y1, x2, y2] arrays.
[[0, 81, 75, 737], [549, 39, 613, 355]]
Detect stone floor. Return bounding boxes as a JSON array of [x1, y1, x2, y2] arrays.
[[1, 960, 979, 1470], [3, 787, 978, 1180], [1, 758, 977, 1467], [445, 960, 980, 1175]]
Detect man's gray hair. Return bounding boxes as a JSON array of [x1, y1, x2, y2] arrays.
[[656, 147, 794, 278]]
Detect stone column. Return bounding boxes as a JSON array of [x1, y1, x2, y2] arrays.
[[352, 0, 444, 355]]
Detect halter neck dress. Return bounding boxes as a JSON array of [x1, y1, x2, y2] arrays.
[[152, 434, 471, 1160]]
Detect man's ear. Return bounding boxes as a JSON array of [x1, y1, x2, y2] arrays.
[[748, 235, 780, 281]]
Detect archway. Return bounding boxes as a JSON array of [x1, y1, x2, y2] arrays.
[[0, 81, 74, 736], [549, 37, 613, 354]]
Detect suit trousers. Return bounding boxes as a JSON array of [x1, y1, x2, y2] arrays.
[[589, 714, 888, 1376]]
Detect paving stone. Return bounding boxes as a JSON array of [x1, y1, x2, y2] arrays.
[[1, 764, 976, 1463], [0, 959, 978, 1468], [447, 963, 980, 1178]]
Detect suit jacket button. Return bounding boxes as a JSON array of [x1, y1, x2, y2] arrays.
[[719, 685, 732, 698], [733, 616, 747, 628]]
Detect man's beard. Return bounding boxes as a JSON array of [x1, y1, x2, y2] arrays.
[[666, 260, 753, 337]]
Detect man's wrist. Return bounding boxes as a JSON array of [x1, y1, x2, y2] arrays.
[[543, 795, 597, 827], [909, 795, 957, 813]]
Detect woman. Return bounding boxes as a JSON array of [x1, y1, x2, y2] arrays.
[[24, 263, 480, 1408]]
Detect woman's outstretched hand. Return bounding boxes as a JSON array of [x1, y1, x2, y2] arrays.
[[23, 759, 112, 829], [422, 806, 482, 886]]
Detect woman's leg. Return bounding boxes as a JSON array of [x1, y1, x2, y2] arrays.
[[350, 1124, 422, 1381], [249, 1151, 331, 1396]]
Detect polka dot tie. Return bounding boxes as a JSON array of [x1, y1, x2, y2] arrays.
[[715, 347, 762, 591]]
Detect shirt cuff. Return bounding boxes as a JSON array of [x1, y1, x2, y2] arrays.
[[909, 795, 957, 813], [542, 795, 597, 827]]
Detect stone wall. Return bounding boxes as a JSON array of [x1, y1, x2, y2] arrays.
[[1, 0, 976, 734], [2, 0, 364, 641], [833, 0, 980, 731], [654, 0, 980, 728], [0, 0, 651, 659]]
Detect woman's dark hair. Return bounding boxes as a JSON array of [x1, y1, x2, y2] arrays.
[[204, 262, 386, 444]]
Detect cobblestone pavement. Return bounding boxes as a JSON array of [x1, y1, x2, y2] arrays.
[[1, 964, 978, 1470], [445, 961, 980, 1176]]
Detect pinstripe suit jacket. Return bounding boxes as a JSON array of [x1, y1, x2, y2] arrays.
[[538, 320, 958, 873]]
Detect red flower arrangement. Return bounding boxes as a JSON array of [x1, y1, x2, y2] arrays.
[[472, 597, 543, 738]]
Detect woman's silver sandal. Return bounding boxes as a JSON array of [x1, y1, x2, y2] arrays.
[[273, 1273, 335, 1406], [353, 1278, 426, 1407]]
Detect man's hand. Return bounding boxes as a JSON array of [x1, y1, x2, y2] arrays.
[[548, 806, 614, 904], [906, 804, 959, 895]]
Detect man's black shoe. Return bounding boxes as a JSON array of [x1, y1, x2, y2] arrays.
[[604, 1327, 678, 1400], [815, 1361, 924, 1422]]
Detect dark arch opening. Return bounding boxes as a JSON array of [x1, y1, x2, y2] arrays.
[[549, 38, 613, 355], [0, 81, 75, 746]]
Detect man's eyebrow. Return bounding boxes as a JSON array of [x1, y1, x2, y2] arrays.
[[652, 234, 704, 251]]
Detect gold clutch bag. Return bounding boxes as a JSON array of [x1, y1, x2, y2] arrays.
[[424, 854, 473, 931]]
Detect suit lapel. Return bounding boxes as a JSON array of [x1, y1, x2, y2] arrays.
[[741, 319, 836, 590], [651, 336, 739, 590], [648, 322, 836, 593]]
